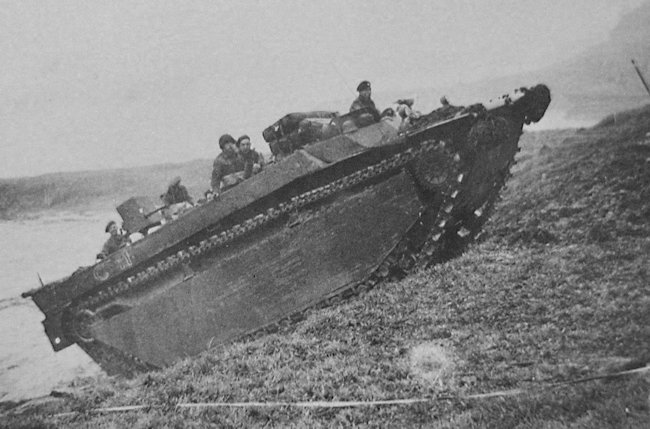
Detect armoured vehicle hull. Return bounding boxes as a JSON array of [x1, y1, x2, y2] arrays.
[[24, 85, 550, 374]]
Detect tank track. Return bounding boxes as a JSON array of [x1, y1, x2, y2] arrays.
[[70, 130, 514, 375], [422, 158, 514, 268]]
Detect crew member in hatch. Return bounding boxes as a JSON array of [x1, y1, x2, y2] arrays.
[[210, 133, 246, 194], [349, 80, 381, 126], [97, 220, 130, 260], [237, 134, 265, 179], [161, 176, 193, 206]]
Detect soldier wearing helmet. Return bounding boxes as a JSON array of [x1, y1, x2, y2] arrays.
[[210, 134, 246, 194]]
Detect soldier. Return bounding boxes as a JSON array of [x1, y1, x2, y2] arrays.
[[211, 134, 246, 194], [237, 134, 265, 179], [162, 176, 193, 206], [97, 220, 131, 260], [349, 80, 381, 121], [160, 176, 194, 221]]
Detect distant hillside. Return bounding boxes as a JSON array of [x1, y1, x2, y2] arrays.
[[524, 0, 650, 120], [402, 1, 650, 127], [0, 159, 214, 219]]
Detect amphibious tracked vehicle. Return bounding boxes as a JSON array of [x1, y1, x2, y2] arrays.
[[24, 84, 550, 374]]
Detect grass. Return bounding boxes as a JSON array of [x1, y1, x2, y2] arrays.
[[2, 105, 649, 427]]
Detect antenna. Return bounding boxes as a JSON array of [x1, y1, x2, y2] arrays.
[[37, 273, 45, 287], [631, 59, 650, 97]]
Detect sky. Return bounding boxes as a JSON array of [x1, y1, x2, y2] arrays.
[[0, 0, 645, 178]]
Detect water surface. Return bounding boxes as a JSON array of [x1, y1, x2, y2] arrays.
[[0, 212, 117, 401]]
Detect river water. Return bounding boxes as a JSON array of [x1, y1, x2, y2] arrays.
[[0, 212, 118, 402]]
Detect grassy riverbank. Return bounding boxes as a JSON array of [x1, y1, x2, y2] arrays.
[[2, 105, 649, 428]]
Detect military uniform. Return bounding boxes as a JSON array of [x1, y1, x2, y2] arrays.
[[240, 149, 264, 166], [349, 80, 381, 122], [349, 96, 379, 116], [99, 234, 130, 259], [211, 152, 246, 192], [162, 183, 193, 206], [240, 149, 265, 179], [348, 96, 381, 127]]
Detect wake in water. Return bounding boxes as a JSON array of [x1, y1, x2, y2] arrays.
[[0, 297, 29, 312]]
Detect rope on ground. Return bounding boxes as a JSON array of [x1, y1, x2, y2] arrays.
[[46, 363, 648, 417]]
